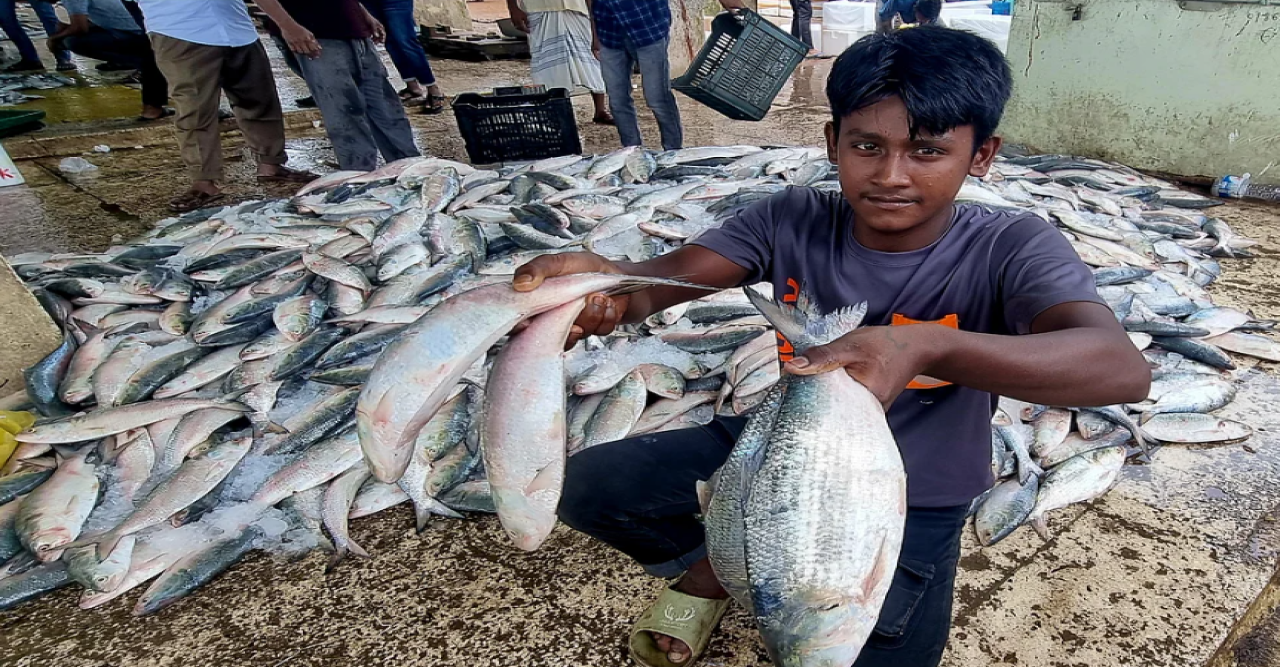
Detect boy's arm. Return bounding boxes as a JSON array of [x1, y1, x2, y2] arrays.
[[789, 300, 1151, 409], [513, 246, 751, 346]]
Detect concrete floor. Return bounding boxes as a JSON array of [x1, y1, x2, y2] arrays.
[[3, 22, 1280, 667]]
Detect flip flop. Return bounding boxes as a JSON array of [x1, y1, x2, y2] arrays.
[[592, 112, 616, 126], [168, 189, 224, 213], [629, 586, 731, 667], [422, 94, 448, 115]]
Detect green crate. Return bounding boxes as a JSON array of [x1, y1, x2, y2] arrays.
[[0, 109, 46, 138], [672, 9, 807, 122]]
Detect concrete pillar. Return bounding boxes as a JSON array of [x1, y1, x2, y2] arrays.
[[415, 0, 472, 32], [0, 258, 61, 400], [669, 0, 757, 76]]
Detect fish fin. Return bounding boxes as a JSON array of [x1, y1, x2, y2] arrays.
[[743, 286, 866, 352], [413, 502, 436, 533], [696, 473, 717, 515], [325, 547, 349, 573], [1030, 516, 1051, 541], [429, 499, 464, 520]]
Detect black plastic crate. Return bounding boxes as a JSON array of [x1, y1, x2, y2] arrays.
[[672, 9, 807, 122], [453, 88, 581, 164]]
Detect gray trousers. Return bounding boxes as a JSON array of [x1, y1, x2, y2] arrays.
[[297, 38, 419, 171], [598, 37, 683, 151]]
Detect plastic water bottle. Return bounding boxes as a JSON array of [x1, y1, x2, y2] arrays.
[[1212, 173, 1280, 202]]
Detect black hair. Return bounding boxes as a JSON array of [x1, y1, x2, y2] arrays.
[[825, 26, 1013, 149], [915, 0, 943, 22]]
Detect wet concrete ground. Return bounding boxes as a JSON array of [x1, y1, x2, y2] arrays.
[[3, 23, 1280, 667]]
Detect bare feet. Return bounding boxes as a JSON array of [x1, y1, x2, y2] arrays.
[[590, 93, 615, 125], [651, 559, 728, 664], [169, 180, 223, 213]]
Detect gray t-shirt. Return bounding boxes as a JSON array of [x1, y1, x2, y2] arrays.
[[693, 187, 1104, 507]]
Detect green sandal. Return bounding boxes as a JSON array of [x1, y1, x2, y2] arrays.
[[629, 586, 731, 667]]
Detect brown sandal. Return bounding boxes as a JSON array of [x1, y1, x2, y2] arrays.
[[593, 112, 616, 126], [168, 189, 224, 213], [421, 94, 448, 115], [257, 167, 319, 185]]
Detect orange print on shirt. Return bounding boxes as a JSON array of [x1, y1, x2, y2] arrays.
[[773, 279, 958, 390], [893, 313, 959, 389]]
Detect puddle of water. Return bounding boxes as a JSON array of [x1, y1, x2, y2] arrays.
[[15, 85, 146, 124]]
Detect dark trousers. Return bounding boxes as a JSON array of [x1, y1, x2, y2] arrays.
[[359, 0, 437, 86], [296, 38, 419, 171], [789, 0, 814, 49], [64, 27, 169, 108], [559, 417, 967, 667], [0, 0, 68, 63]]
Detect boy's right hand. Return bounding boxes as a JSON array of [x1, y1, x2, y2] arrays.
[[513, 252, 631, 348]]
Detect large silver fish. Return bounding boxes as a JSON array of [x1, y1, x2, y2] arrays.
[[706, 289, 905, 667], [481, 299, 584, 551], [357, 273, 695, 483]]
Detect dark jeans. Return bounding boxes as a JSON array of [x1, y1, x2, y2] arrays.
[[559, 417, 967, 667], [296, 38, 419, 171], [0, 0, 69, 64], [789, 0, 814, 49], [597, 36, 682, 150], [359, 0, 436, 86], [64, 27, 169, 108]]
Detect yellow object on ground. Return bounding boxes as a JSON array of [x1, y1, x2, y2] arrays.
[[0, 411, 36, 435], [0, 431, 17, 470], [0, 411, 35, 468]]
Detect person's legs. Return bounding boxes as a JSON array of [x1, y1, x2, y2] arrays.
[[0, 0, 43, 65], [597, 44, 641, 147], [352, 38, 419, 163], [853, 505, 968, 667], [559, 418, 744, 574], [27, 0, 71, 65], [149, 34, 225, 184], [789, 0, 814, 50], [365, 0, 437, 90], [63, 26, 166, 113], [296, 39, 381, 172], [218, 40, 290, 173], [633, 38, 683, 151]]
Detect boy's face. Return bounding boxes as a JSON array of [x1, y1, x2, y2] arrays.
[[825, 96, 1000, 241]]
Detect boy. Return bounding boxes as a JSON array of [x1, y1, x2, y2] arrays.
[[514, 27, 1150, 667]]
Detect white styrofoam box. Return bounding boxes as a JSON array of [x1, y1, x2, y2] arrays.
[[812, 23, 822, 50], [822, 1, 877, 32], [821, 28, 873, 57], [948, 14, 1010, 53]]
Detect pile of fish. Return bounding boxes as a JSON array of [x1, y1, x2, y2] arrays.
[[0, 72, 75, 106], [0, 145, 1271, 634]]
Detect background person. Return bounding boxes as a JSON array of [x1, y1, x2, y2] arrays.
[[587, 0, 745, 151], [507, 0, 613, 125], [1, 0, 74, 70], [134, 0, 316, 212], [255, 0, 420, 172], [877, 0, 943, 32], [48, 0, 171, 121], [357, 0, 446, 114]]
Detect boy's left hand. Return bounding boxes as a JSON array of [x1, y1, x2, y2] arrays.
[[784, 325, 937, 409]]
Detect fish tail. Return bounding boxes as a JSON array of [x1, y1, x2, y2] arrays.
[[1030, 516, 1051, 541]]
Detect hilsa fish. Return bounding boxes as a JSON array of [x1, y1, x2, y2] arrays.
[[705, 289, 905, 667]]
